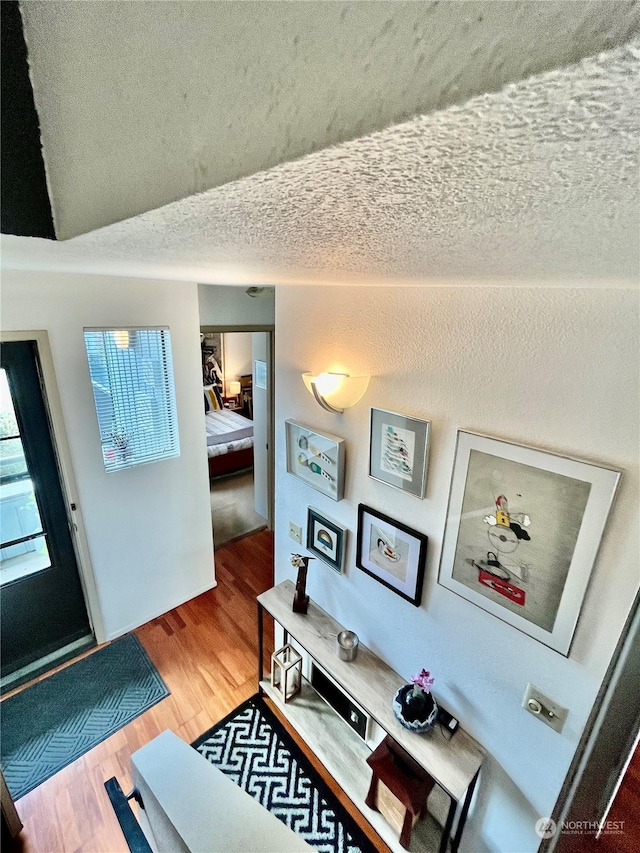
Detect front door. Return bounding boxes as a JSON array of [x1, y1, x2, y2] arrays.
[[0, 341, 93, 685]]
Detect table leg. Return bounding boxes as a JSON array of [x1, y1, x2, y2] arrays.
[[364, 774, 378, 810], [451, 768, 480, 852], [438, 796, 457, 853], [400, 810, 414, 850], [257, 602, 264, 690]]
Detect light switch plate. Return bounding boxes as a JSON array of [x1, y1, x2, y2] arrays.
[[522, 683, 568, 734], [288, 521, 302, 544]]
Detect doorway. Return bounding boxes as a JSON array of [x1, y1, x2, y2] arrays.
[[201, 328, 274, 548], [0, 341, 94, 689]]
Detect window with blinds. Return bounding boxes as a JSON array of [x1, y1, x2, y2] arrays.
[[84, 328, 180, 473]]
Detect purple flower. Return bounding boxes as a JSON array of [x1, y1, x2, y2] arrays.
[[411, 669, 434, 694]]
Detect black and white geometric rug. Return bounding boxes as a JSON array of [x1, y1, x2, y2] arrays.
[[192, 694, 376, 853]]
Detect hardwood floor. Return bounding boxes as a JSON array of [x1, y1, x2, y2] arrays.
[[7, 530, 390, 853], [576, 740, 640, 853]]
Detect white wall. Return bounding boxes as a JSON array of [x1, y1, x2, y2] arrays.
[[198, 284, 274, 327], [274, 285, 639, 853], [222, 332, 252, 385], [1, 270, 215, 640]]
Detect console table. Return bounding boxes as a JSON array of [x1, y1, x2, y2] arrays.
[[257, 581, 485, 853]]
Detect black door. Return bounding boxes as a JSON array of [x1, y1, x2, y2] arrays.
[[0, 341, 93, 683]]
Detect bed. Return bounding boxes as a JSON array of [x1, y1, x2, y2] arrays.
[[205, 408, 254, 478]]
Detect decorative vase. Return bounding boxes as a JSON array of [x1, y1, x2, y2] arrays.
[[292, 560, 310, 614], [392, 684, 438, 733]]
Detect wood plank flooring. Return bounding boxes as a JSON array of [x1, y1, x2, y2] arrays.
[[576, 740, 640, 853], [7, 530, 390, 853]]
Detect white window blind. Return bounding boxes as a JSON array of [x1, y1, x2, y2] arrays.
[[84, 328, 180, 473]]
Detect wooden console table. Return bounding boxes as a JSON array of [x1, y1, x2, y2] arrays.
[[257, 581, 485, 853]]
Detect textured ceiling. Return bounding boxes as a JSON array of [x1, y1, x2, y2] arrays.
[[20, 0, 640, 239], [4, 41, 638, 286]]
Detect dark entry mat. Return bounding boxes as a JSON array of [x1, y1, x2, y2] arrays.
[[1, 633, 169, 799]]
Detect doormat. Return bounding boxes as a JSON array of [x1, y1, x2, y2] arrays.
[[1, 633, 169, 800], [193, 694, 376, 853]]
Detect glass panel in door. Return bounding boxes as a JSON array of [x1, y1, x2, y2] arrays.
[[0, 368, 51, 584]]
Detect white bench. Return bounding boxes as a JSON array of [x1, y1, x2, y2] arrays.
[[130, 730, 313, 853]]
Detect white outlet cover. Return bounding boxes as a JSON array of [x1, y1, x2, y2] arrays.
[[288, 521, 302, 544], [522, 683, 568, 734]]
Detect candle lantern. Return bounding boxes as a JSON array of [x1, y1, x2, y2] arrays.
[[271, 644, 302, 703]]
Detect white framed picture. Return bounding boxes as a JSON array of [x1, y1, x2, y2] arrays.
[[285, 420, 345, 501], [438, 431, 621, 655]]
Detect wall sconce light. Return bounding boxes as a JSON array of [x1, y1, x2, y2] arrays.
[[302, 371, 369, 414]]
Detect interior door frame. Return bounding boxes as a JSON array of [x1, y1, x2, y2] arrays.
[[0, 330, 105, 644], [200, 324, 275, 529], [544, 585, 640, 851]]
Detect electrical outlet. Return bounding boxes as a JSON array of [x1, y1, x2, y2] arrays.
[[288, 521, 302, 544], [522, 683, 568, 734]]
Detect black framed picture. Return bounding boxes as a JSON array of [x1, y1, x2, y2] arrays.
[[356, 504, 428, 606], [306, 507, 347, 573]]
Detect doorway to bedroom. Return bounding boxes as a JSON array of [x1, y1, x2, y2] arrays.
[[201, 327, 273, 548]]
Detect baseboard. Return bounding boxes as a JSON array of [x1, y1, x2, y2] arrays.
[[106, 580, 218, 641]]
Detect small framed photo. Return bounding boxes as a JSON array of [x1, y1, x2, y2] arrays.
[[369, 408, 430, 499], [438, 430, 621, 655], [356, 504, 428, 606], [306, 507, 347, 573], [254, 359, 268, 390], [285, 420, 345, 501]]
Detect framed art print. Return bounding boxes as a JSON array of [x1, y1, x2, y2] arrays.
[[306, 507, 347, 573], [356, 504, 428, 606], [369, 408, 430, 499], [285, 420, 345, 501], [438, 430, 620, 655], [201, 332, 224, 386], [254, 359, 268, 390]]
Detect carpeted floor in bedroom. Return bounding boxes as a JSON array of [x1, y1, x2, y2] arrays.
[[209, 467, 267, 546]]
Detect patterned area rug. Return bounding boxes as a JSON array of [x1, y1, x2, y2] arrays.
[[1, 634, 169, 799], [193, 694, 376, 853]]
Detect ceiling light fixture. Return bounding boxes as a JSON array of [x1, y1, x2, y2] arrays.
[[302, 371, 369, 413]]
